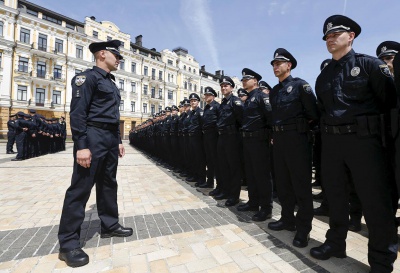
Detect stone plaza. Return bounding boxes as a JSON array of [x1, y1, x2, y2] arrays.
[[0, 141, 399, 273]]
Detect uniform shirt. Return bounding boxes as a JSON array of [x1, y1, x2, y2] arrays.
[[170, 115, 179, 133], [316, 49, 396, 125], [178, 112, 187, 133], [202, 100, 220, 130], [162, 115, 172, 134], [7, 119, 16, 133], [183, 111, 191, 133], [70, 66, 121, 150], [15, 118, 31, 135], [270, 75, 318, 125], [216, 93, 243, 129], [242, 88, 272, 131], [187, 107, 203, 133]]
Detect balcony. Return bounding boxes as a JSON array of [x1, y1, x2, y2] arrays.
[[31, 43, 65, 58]]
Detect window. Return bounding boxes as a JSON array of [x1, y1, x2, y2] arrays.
[[184, 65, 186, 70], [131, 101, 135, 112], [55, 39, 63, 53], [18, 57, 28, 72], [17, 85, 27, 101], [119, 79, 124, 90], [76, 45, 83, 59], [20, 28, 30, 43], [184, 81, 187, 89], [144, 66, 148, 76], [42, 14, 61, 25], [171, 75, 174, 82], [158, 88, 162, 99], [158, 106, 162, 112], [35, 88, 45, 106], [189, 67, 191, 72], [168, 90, 173, 100], [66, 23, 75, 30], [93, 30, 98, 38], [143, 103, 147, 113], [0, 52, 2, 67], [131, 82, 136, 92], [119, 100, 124, 111], [107, 36, 112, 41], [26, 9, 38, 17], [75, 69, 82, 75], [119, 59, 125, 70], [189, 83, 192, 91], [151, 87, 156, 98], [37, 61, 46, 78], [131, 62, 136, 73], [168, 74, 170, 82], [151, 104, 155, 115], [52, 90, 61, 104], [168, 59, 173, 65], [38, 33, 47, 51], [143, 85, 148, 95], [0, 21, 3, 36], [194, 84, 197, 92], [201, 86, 204, 93], [193, 69, 196, 74], [53, 65, 62, 79], [151, 68, 156, 80], [159, 71, 163, 80]]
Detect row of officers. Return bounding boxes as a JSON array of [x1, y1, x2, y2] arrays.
[[6, 109, 67, 160], [130, 15, 400, 273]]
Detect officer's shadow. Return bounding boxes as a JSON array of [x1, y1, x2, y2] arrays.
[[79, 204, 101, 248]]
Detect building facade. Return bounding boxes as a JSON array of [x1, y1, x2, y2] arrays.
[[0, 0, 241, 138]]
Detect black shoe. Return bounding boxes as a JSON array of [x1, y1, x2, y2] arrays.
[[252, 209, 272, 222], [194, 182, 200, 187], [59, 248, 89, 267], [6, 151, 13, 154], [237, 203, 259, 212], [214, 193, 229, 200], [209, 188, 221, 196], [185, 177, 197, 182], [348, 218, 361, 232], [198, 182, 214, 188], [312, 192, 324, 200], [293, 232, 310, 248], [268, 220, 296, 231], [101, 226, 133, 238], [11, 158, 22, 161], [225, 198, 239, 207], [310, 244, 346, 260], [312, 181, 321, 188], [313, 206, 329, 216]]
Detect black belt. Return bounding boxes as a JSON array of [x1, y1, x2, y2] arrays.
[[242, 130, 267, 138], [323, 124, 357, 134], [272, 124, 297, 132], [87, 121, 118, 131]]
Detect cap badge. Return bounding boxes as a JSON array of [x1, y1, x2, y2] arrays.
[[287, 86, 293, 93], [327, 22, 333, 31], [275, 53, 278, 58], [210, 107, 213, 110], [381, 46, 387, 53], [242, 72, 245, 76], [350, 67, 360, 77]]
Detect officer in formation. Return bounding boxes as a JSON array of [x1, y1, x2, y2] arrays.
[[6, 114, 16, 154], [10, 111, 66, 161], [58, 40, 132, 268]]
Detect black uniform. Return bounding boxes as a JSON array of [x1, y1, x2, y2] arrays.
[[270, 75, 318, 234], [58, 66, 123, 251], [315, 49, 397, 272], [14, 116, 29, 160], [6, 118, 16, 153], [187, 107, 206, 183]]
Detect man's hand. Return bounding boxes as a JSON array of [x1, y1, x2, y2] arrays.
[[31, 133, 36, 138], [119, 144, 125, 158], [77, 149, 92, 168], [23, 127, 28, 131]]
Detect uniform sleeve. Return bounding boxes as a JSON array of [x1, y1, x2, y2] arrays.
[[259, 92, 272, 126], [300, 81, 319, 122], [392, 54, 400, 108], [70, 73, 95, 150], [232, 97, 243, 126]]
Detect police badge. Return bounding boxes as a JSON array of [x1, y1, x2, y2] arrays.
[[303, 84, 312, 94], [75, 75, 86, 86], [379, 64, 392, 77], [350, 67, 360, 77], [235, 101, 241, 105], [263, 98, 270, 104], [287, 86, 293, 93], [251, 97, 255, 102]]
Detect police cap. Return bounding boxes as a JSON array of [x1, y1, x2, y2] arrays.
[[29, 109, 36, 114], [320, 59, 332, 71], [183, 99, 190, 106], [160, 110, 166, 115], [17, 111, 25, 117], [259, 81, 272, 90], [322, 15, 361, 41], [219, 76, 235, 87], [376, 41, 400, 59], [171, 105, 179, 111], [241, 68, 262, 81], [270, 48, 297, 70], [204, 87, 217, 97], [89, 39, 123, 60], [165, 106, 172, 112], [237, 88, 249, 97], [189, 93, 200, 101], [9, 114, 16, 117], [178, 101, 184, 107]]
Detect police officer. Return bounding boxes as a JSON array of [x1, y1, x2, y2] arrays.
[[259, 81, 272, 95], [214, 76, 243, 206], [58, 40, 132, 268], [200, 87, 220, 188], [60, 116, 67, 151], [237, 68, 274, 221], [6, 114, 16, 154], [169, 105, 180, 171], [310, 16, 397, 272], [376, 41, 400, 76], [237, 88, 248, 102], [180, 99, 192, 178]]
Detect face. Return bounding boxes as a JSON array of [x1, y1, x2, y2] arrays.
[[272, 61, 290, 78], [220, 83, 233, 97], [184, 105, 190, 112], [239, 95, 247, 102], [204, 94, 214, 104], [103, 50, 120, 71], [325, 31, 354, 54], [166, 111, 171, 116], [172, 110, 178, 115], [381, 55, 395, 74], [190, 99, 199, 108]]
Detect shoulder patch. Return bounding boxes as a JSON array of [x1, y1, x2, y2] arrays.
[[75, 75, 86, 86], [263, 97, 270, 104], [235, 101, 241, 105], [302, 84, 312, 94], [379, 64, 392, 77]]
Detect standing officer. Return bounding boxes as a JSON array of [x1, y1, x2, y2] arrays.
[[12, 112, 29, 161], [6, 114, 17, 154], [268, 49, 319, 248], [169, 105, 180, 171], [200, 87, 220, 188], [310, 15, 398, 273], [58, 40, 132, 268], [60, 116, 67, 151], [214, 76, 243, 206], [238, 68, 274, 221]]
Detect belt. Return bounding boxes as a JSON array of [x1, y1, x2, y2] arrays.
[[323, 124, 357, 134], [188, 132, 201, 137], [87, 121, 119, 131], [218, 125, 237, 135], [272, 124, 297, 132], [241, 130, 267, 138]]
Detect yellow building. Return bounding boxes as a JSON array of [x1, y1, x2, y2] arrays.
[[0, 0, 241, 139]]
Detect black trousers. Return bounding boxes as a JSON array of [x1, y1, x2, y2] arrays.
[[58, 126, 120, 251], [6, 132, 15, 152], [322, 133, 397, 273], [188, 134, 206, 182], [15, 132, 26, 159], [170, 135, 179, 168], [203, 131, 219, 184], [217, 133, 242, 199], [273, 131, 313, 234], [243, 135, 273, 209]]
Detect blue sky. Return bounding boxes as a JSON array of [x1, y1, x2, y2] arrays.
[[32, 0, 400, 88]]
